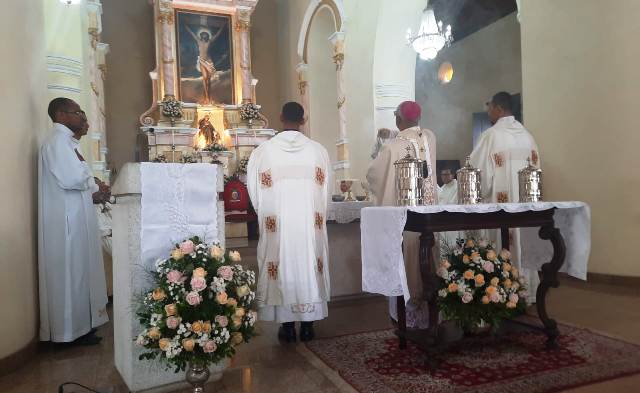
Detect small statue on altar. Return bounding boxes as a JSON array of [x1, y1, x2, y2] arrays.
[[198, 114, 220, 146]]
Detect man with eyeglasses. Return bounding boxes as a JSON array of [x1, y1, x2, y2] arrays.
[[38, 97, 109, 346]]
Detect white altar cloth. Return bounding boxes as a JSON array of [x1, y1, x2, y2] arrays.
[[112, 163, 225, 392], [361, 202, 591, 302], [327, 201, 373, 223]]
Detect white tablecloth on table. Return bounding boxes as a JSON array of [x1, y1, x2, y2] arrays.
[[141, 163, 219, 269], [327, 201, 373, 223], [361, 202, 591, 301]]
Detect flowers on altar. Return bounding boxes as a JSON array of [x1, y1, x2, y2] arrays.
[[437, 238, 527, 332], [161, 96, 183, 119], [239, 103, 260, 121], [203, 142, 228, 152], [136, 236, 257, 372]]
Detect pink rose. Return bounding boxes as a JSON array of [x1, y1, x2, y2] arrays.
[[167, 270, 185, 284], [509, 293, 519, 304], [186, 291, 202, 306], [461, 292, 473, 304], [190, 276, 207, 292], [482, 261, 495, 273], [166, 316, 181, 329], [180, 240, 195, 254], [203, 340, 217, 353], [217, 266, 234, 281], [490, 291, 501, 303], [215, 315, 228, 327]]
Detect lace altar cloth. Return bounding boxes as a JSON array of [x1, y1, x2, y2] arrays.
[[361, 202, 590, 301], [327, 201, 373, 223], [141, 163, 219, 269]]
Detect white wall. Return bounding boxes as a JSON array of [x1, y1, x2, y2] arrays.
[[416, 13, 522, 162], [521, 0, 640, 277], [0, 0, 47, 359]]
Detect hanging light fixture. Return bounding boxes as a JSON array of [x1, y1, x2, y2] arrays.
[[59, 0, 82, 5], [406, 7, 453, 61]]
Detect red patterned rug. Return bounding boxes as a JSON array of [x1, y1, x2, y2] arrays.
[[305, 324, 640, 393]]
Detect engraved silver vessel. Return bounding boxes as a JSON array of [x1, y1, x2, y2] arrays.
[[457, 157, 482, 204], [518, 157, 543, 202]]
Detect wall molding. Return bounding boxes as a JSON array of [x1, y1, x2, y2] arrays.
[[47, 85, 82, 94]]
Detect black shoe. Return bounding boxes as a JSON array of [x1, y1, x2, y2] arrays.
[[278, 322, 296, 343], [300, 322, 315, 342], [74, 331, 103, 346]]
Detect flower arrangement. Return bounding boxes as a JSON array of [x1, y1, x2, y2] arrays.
[[162, 96, 183, 119], [239, 103, 260, 121], [204, 143, 228, 153], [136, 236, 257, 372], [437, 238, 527, 332], [236, 156, 249, 175], [181, 154, 198, 164], [152, 154, 168, 163]]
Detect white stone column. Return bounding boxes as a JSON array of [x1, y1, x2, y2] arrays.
[[158, 0, 176, 98], [330, 31, 350, 180], [296, 62, 310, 136], [236, 7, 253, 104]]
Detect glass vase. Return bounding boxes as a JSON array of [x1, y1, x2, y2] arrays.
[[186, 362, 210, 393]]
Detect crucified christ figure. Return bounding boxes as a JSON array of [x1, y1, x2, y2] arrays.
[[186, 25, 225, 104]]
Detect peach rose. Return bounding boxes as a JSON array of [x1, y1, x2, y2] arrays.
[[485, 286, 497, 295], [171, 249, 184, 260], [227, 298, 238, 307], [490, 277, 500, 286], [506, 301, 517, 309], [231, 332, 244, 344], [186, 291, 202, 306], [500, 249, 511, 260], [191, 321, 204, 334], [474, 274, 485, 286], [229, 250, 242, 262], [503, 262, 512, 272], [512, 282, 520, 290], [152, 288, 166, 301], [203, 340, 217, 353], [481, 296, 490, 305], [216, 291, 229, 304], [235, 307, 245, 317], [164, 303, 177, 316], [215, 315, 229, 327], [182, 338, 195, 351], [147, 327, 161, 340], [462, 255, 471, 264], [166, 316, 181, 329], [232, 315, 243, 328], [202, 321, 212, 334], [486, 250, 497, 261], [511, 268, 519, 278], [448, 283, 459, 293], [193, 267, 207, 278], [471, 252, 481, 262], [158, 338, 171, 351], [236, 285, 250, 298], [503, 279, 513, 289], [463, 270, 474, 280], [466, 239, 475, 248], [210, 245, 225, 259], [179, 240, 195, 254]]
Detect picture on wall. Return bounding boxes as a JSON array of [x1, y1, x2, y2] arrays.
[[176, 10, 234, 105]]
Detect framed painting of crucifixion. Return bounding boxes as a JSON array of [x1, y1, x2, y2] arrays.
[[175, 10, 235, 105]]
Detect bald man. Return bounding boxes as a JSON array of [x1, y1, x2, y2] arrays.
[[366, 101, 437, 328]]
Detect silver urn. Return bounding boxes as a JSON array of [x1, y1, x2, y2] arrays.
[[394, 151, 426, 206], [457, 157, 482, 204], [518, 158, 543, 202]]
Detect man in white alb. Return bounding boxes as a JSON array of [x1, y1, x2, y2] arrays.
[[247, 102, 331, 342], [469, 91, 541, 302], [438, 168, 461, 249], [366, 101, 437, 328], [38, 98, 109, 345]]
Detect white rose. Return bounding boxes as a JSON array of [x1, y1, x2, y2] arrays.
[[229, 250, 242, 262]]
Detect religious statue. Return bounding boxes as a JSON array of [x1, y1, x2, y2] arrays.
[[186, 25, 228, 104], [198, 114, 220, 146]]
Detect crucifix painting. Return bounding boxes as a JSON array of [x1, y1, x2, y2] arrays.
[[176, 11, 234, 105]]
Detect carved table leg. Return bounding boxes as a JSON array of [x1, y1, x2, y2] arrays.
[[500, 227, 510, 250], [396, 296, 407, 349], [537, 225, 567, 349]]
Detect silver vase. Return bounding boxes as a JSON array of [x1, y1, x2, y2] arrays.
[[186, 362, 210, 393]]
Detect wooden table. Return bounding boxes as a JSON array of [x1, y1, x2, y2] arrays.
[[397, 208, 566, 350]]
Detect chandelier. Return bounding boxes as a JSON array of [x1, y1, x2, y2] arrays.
[[406, 7, 452, 61], [59, 0, 82, 5]]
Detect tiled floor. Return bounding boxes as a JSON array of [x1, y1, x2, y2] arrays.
[[2, 250, 639, 393]]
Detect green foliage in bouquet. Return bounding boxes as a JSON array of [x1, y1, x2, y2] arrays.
[[437, 238, 527, 332], [136, 236, 257, 372]]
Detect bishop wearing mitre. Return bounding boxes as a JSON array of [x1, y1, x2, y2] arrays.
[[366, 101, 437, 328], [247, 102, 331, 343], [469, 91, 541, 302]]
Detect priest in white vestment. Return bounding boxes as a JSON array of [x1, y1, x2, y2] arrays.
[[469, 91, 541, 303], [247, 102, 331, 342], [366, 101, 437, 328], [38, 98, 109, 344], [438, 168, 461, 249]]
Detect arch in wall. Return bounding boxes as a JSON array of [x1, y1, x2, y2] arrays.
[[297, 0, 345, 63]]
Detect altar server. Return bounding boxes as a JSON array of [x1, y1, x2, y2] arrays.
[[469, 91, 541, 302], [366, 101, 437, 328], [38, 98, 109, 344], [247, 102, 331, 342]]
